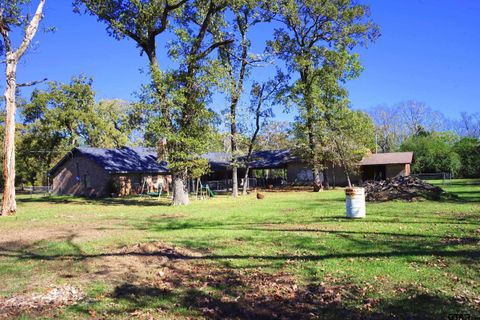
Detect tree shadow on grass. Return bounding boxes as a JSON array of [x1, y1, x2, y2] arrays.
[[0, 239, 478, 268], [70, 272, 479, 320], [1, 237, 478, 319], [17, 196, 171, 207]]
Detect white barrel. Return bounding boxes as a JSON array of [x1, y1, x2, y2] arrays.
[[345, 187, 366, 218]]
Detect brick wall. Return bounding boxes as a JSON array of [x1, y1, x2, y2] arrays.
[[51, 155, 111, 197]]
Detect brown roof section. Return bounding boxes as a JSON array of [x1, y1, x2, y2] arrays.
[[359, 152, 413, 166]]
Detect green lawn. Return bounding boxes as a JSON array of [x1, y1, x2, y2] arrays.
[[0, 180, 479, 319]]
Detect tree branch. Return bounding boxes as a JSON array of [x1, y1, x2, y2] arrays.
[[15, 0, 46, 60], [17, 78, 47, 88], [0, 9, 12, 53], [198, 39, 233, 60]]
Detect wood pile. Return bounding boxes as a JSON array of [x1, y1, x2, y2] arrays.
[[362, 176, 446, 202]]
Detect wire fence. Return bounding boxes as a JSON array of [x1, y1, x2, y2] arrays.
[[411, 172, 452, 185], [23, 186, 52, 195]]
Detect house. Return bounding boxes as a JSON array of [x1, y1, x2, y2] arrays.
[[211, 150, 413, 188], [49, 147, 170, 197], [49, 147, 414, 197]]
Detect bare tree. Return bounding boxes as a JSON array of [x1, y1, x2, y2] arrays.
[[368, 105, 402, 152], [455, 112, 480, 138], [369, 100, 448, 153], [397, 100, 445, 136], [0, 0, 46, 215]]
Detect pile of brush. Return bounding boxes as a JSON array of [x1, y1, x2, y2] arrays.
[[362, 176, 447, 202]]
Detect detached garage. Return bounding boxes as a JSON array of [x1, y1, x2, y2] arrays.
[[359, 152, 413, 181]]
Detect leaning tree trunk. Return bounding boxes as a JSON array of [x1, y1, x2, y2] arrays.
[[345, 170, 352, 188], [1, 57, 18, 215], [172, 171, 189, 206], [0, 0, 45, 215]]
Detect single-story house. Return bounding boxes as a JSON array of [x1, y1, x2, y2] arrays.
[[49, 147, 170, 197], [234, 150, 413, 187], [49, 147, 413, 197]]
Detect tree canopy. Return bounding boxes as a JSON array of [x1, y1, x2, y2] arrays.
[[400, 131, 461, 175]]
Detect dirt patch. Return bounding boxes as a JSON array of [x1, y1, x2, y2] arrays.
[[0, 241, 380, 319], [0, 219, 127, 247], [0, 285, 84, 319], [89, 242, 378, 319]]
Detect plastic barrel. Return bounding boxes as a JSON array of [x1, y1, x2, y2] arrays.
[[345, 187, 366, 218]]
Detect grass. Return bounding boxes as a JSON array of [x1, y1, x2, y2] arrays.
[[0, 180, 479, 319]]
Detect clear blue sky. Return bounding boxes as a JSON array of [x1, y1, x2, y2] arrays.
[[7, 0, 480, 122]]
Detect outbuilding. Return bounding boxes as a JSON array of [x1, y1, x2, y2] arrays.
[[359, 152, 413, 181]]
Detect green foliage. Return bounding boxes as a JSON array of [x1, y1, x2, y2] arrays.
[[73, 0, 181, 49], [269, 0, 379, 175], [78, 0, 234, 181], [255, 121, 294, 151], [16, 76, 141, 185], [325, 106, 375, 174], [400, 131, 461, 175], [140, 1, 232, 176], [453, 137, 480, 178]]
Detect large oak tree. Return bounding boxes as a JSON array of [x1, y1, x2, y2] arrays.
[[76, 0, 232, 205], [269, 0, 378, 191]]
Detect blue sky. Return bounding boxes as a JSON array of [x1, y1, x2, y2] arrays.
[[7, 0, 480, 123]]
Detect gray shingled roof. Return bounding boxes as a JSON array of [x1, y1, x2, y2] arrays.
[[359, 152, 414, 166], [241, 150, 300, 169], [50, 147, 169, 175], [203, 152, 231, 171], [51, 148, 412, 176]]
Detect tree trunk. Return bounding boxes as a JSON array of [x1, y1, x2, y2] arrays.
[[231, 99, 238, 197], [323, 168, 330, 189], [232, 166, 238, 197], [1, 58, 18, 216], [242, 167, 250, 195], [172, 171, 189, 205], [345, 170, 352, 188], [312, 167, 322, 192], [331, 163, 337, 188], [301, 68, 324, 193]]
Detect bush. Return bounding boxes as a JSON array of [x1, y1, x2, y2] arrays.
[[454, 137, 480, 178], [400, 131, 461, 175]]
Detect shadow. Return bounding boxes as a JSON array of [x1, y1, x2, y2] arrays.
[[72, 267, 479, 320], [2, 236, 478, 319], [440, 196, 480, 204], [0, 240, 477, 264], [17, 195, 171, 207], [112, 283, 169, 300]]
